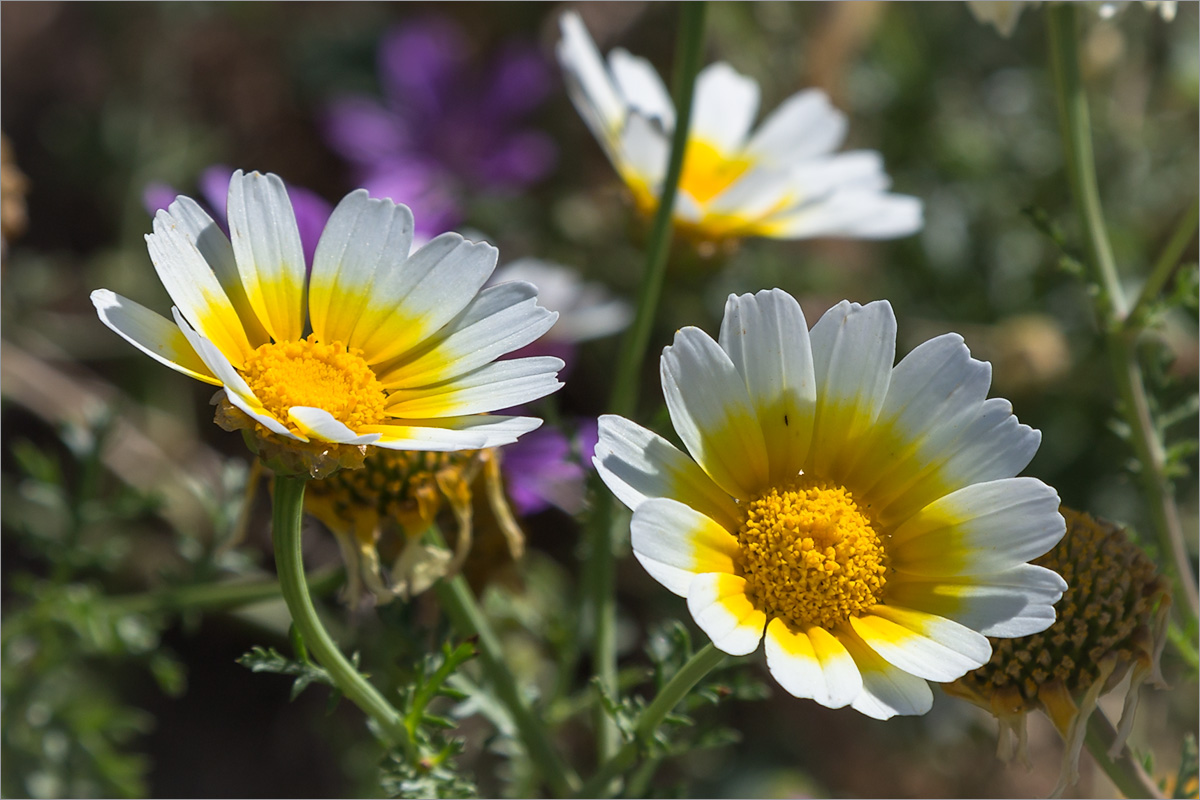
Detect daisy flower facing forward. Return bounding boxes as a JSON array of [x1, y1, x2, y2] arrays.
[[557, 13, 922, 246], [593, 289, 1067, 718], [92, 170, 564, 477]]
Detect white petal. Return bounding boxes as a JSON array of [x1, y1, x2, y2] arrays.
[[839, 627, 934, 720], [91, 290, 219, 385], [226, 170, 307, 343], [691, 62, 760, 153], [848, 333, 992, 518], [661, 327, 770, 500], [170, 307, 297, 439], [167, 195, 271, 346], [384, 356, 563, 418], [608, 48, 675, 129], [145, 207, 254, 367], [764, 190, 923, 240], [308, 189, 415, 350], [618, 112, 669, 188], [764, 618, 862, 709], [806, 300, 896, 481], [493, 259, 632, 343], [351, 233, 498, 366], [592, 415, 741, 530], [368, 414, 543, 450], [717, 289, 816, 485], [849, 606, 991, 683], [889, 478, 1065, 576], [288, 407, 382, 444], [557, 12, 627, 140], [377, 281, 558, 388], [686, 573, 766, 656], [744, 88, 847, 164], [875, 397, 1042, 527], [629, 497, 741, 597], [886, 563, 1067, 638]]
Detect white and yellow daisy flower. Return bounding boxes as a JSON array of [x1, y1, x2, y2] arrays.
[[92, 170, 563, 474], [593, 289, 1067, 718], [556, 12, 922, 245]]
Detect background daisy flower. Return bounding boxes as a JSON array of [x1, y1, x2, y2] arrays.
[[92, 169, 564, 475], [594, 288, 1067, 719], [556, 12, 922, 244]]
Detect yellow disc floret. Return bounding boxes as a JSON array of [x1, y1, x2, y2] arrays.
[[241, 334, 388, 434], [736, 476, 888, 631]]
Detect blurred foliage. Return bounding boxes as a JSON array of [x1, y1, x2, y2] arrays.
[[1, 2, 1196, 798]]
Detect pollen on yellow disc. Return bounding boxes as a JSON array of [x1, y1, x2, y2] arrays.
[[678, 139, 753, 205], [241, 334, 388, 433], [736, 476, 888, 631]]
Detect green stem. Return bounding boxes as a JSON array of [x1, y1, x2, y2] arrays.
[[590, 0, 708, 765], [577, 643, 725, 798], [435, 572, 581, 797], [1127, 197, 1198, 331], [1047, 3, 1199, 621], [1084, 710, 1165, 799], [271, 475, 413, 755], [1047, 4, 1126, 320], [607, 1, 708, 418]]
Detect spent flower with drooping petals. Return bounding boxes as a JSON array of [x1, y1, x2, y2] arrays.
[[305, 447, 523, 606], [945, 508, 1169, 795], [594, 289, 1066, 718], [557, 13, 922, 246], [93, 170, 563, 477], [321, 16, 558, 238]]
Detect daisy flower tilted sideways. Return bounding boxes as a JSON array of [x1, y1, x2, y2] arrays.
[[593, 289, 1067, 718], [92, 170, 564, 476], [557, 12, 922, 245]]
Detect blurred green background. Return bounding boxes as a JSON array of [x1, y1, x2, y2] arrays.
[[2, 2, 1196, 797]]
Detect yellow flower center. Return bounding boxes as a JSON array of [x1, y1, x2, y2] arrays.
[[736, 476, 888, 630], [678, 139, 753, 204], [241, 334, 388, 434]]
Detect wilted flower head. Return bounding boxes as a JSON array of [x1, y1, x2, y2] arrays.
[[322, 16, 557, 238], [557, 13, 921, 246], [305, 448, 523, 605], [143, 165, 332, 270], [945, 508, 1169, 795], [594, 289, 1066, 719], [93, 170, 563, 478]]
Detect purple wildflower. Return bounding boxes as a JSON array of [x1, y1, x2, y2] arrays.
[[321, 17, 557, 237]]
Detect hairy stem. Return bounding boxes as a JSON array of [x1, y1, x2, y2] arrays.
[[272, 474, 414, 756], [435, 571, 581, 797], [578, 643, 725, 798], [1047, 2, 1199, 621], [1084, 710, 1165, 799]]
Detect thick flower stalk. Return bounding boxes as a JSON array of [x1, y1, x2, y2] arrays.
[[946, 507, 1169, 796], [557, 12, 921, 245], [594, 289, 1067, 718], [92, 169, 564, 477]]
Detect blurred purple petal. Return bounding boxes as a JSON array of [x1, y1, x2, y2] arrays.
[[288, 185, 334, 268], [321, 96, 408, 167], [379, 18, 469, 115], [475, 130, 558, 187], [500, 419, 598, 516], [481, 44, 555, 119], [199, 165, 234, 222], [143, 181, 179, 216]]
